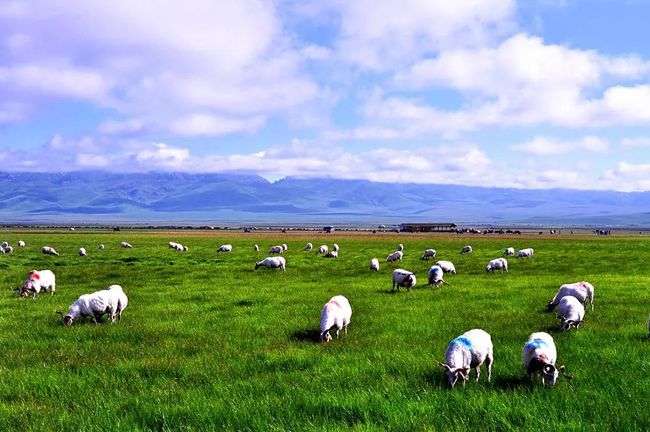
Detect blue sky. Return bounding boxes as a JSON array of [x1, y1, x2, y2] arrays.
[[1, 0, 650, 191]]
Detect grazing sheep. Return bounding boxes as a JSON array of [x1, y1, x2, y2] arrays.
[[56, 288, 119, 325], [107, 284, 129, 321], [392, 269, 417, 292], [324, 250, 339, 258], [503, 247, 515, 257], [304, 242, 313, 251], [282, 243, 288, 251], [397, 244, 404, 251], [485, 258, 508, 273], [556, 296, 585, 331], [41, 246, 59, 256], [217, 244, 233, 253], [4, 245, 13, 254], [386, 250, 403, 263], [99, 244, 105, 250], [268, 245, 284, 254], [369, 258, 379, 272], [1, 241, 7, 248], [435, 260, 457, 274], [517, 248, 534, 258], [317, 245, 329, 254], [254, 244, 260, 251], [255, 256, 286, 271], [78, 247, 87, 257], [19, 269, 56, 299], [437, 329, 493, 388], [428, 265, 449, 286], [120, 241, 133, 248], [522, 332, 571, 388], [320, 295, 352, 342], [460, 245, 473, 254], [421, 249, 437, 260], [168, 241, 180, 250], [18, 240, 25, 247], [333, 243, 340, 252], [546, 281, 595, 312]]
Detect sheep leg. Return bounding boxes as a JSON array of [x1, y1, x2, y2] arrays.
[[485, 355, 493, 383], [475, 366, 480, 382]]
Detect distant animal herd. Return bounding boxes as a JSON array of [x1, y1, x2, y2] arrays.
[[5, 238, 648, 389]]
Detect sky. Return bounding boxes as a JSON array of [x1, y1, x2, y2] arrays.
[[1, 0, 650, 191]]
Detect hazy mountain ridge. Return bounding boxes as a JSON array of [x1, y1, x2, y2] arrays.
[[0, 171, 648, 226]]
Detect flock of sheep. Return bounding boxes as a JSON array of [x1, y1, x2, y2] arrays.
[[5, 237, 647, 390]]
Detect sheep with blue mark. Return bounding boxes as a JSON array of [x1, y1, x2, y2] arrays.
[[437, 329, 493, 388], [428, 265, 449, 287], [522, 332, 572, 387]]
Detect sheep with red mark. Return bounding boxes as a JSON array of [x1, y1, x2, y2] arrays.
[[522, 332, 572, 387], [547, 281, 595, 312], [19, 270, 56, 299]]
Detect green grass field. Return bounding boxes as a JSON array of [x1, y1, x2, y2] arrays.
[[0, 231, 648, 431]]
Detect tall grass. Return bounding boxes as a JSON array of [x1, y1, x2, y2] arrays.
[[0, 232, 648, 430]]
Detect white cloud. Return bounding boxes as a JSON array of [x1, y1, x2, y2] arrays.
[[601, 162, 650, 192], [512, 135, 609, 156], [0, 0, 326, 136], [621, 137, 650, 147], [332, 0, 515, 70]]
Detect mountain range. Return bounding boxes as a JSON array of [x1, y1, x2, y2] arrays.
[[0, 171, 649, 226]]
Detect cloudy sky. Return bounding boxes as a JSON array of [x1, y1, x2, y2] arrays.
[[1, 0, 650, 191]]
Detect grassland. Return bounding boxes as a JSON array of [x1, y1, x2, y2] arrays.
[[0, 230, 648, 431]]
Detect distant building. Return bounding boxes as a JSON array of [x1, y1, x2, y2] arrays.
[[399, 223, 457, 233], [323, 225, 334, 233]]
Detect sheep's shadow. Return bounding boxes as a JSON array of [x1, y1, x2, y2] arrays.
[[423, 370, 446, 388], [494, 375, 532, 390], [291, 329, 321, 343], [376, 289, 406, 295]]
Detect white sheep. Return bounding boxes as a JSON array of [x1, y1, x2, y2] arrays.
[[503, 247, 515, 257], [437, 329, 493, 388], [421, 249, 437, 260], [397, 243, 404, 251], [522, 332, 571, 387], [107, 284, 129, 321], [78, 247, 87, 257], [120, 241, 133, 248], [217, 244, 233, 253], [317, 245, 328, 254], [1, 241, 8, 248], [168, 241, 180, 250], [369, 258, 379, 272], [304, 242, 313, 251], [19, 269, 56, 299], [428, 265, 449, 287], [517, 248, 534, 258], [333, 243, 340, 252], [485, 257, 508, 273], [435, 260, 456, 274], [254, 244, 260, 252], [460, 245, 473, 254], [18, 240, 25, 247], [99, 244, 105, 250], [320, 295, 352, 342], [57, 288, 121, 325], [392, 269, 417, 292], [282, 243, 288, 251], [268, 245, 284, 254], [255, 256, 286, 271], [4, 245, 13, 254], [546, 281, 595, 312], [386, 250, 403, 263], [556, 296, 585, 331], [41, 246, 60, 256], [324, 250, 339, 258]]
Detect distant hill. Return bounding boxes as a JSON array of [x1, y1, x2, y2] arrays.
[[0, 171, 649, 226]]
